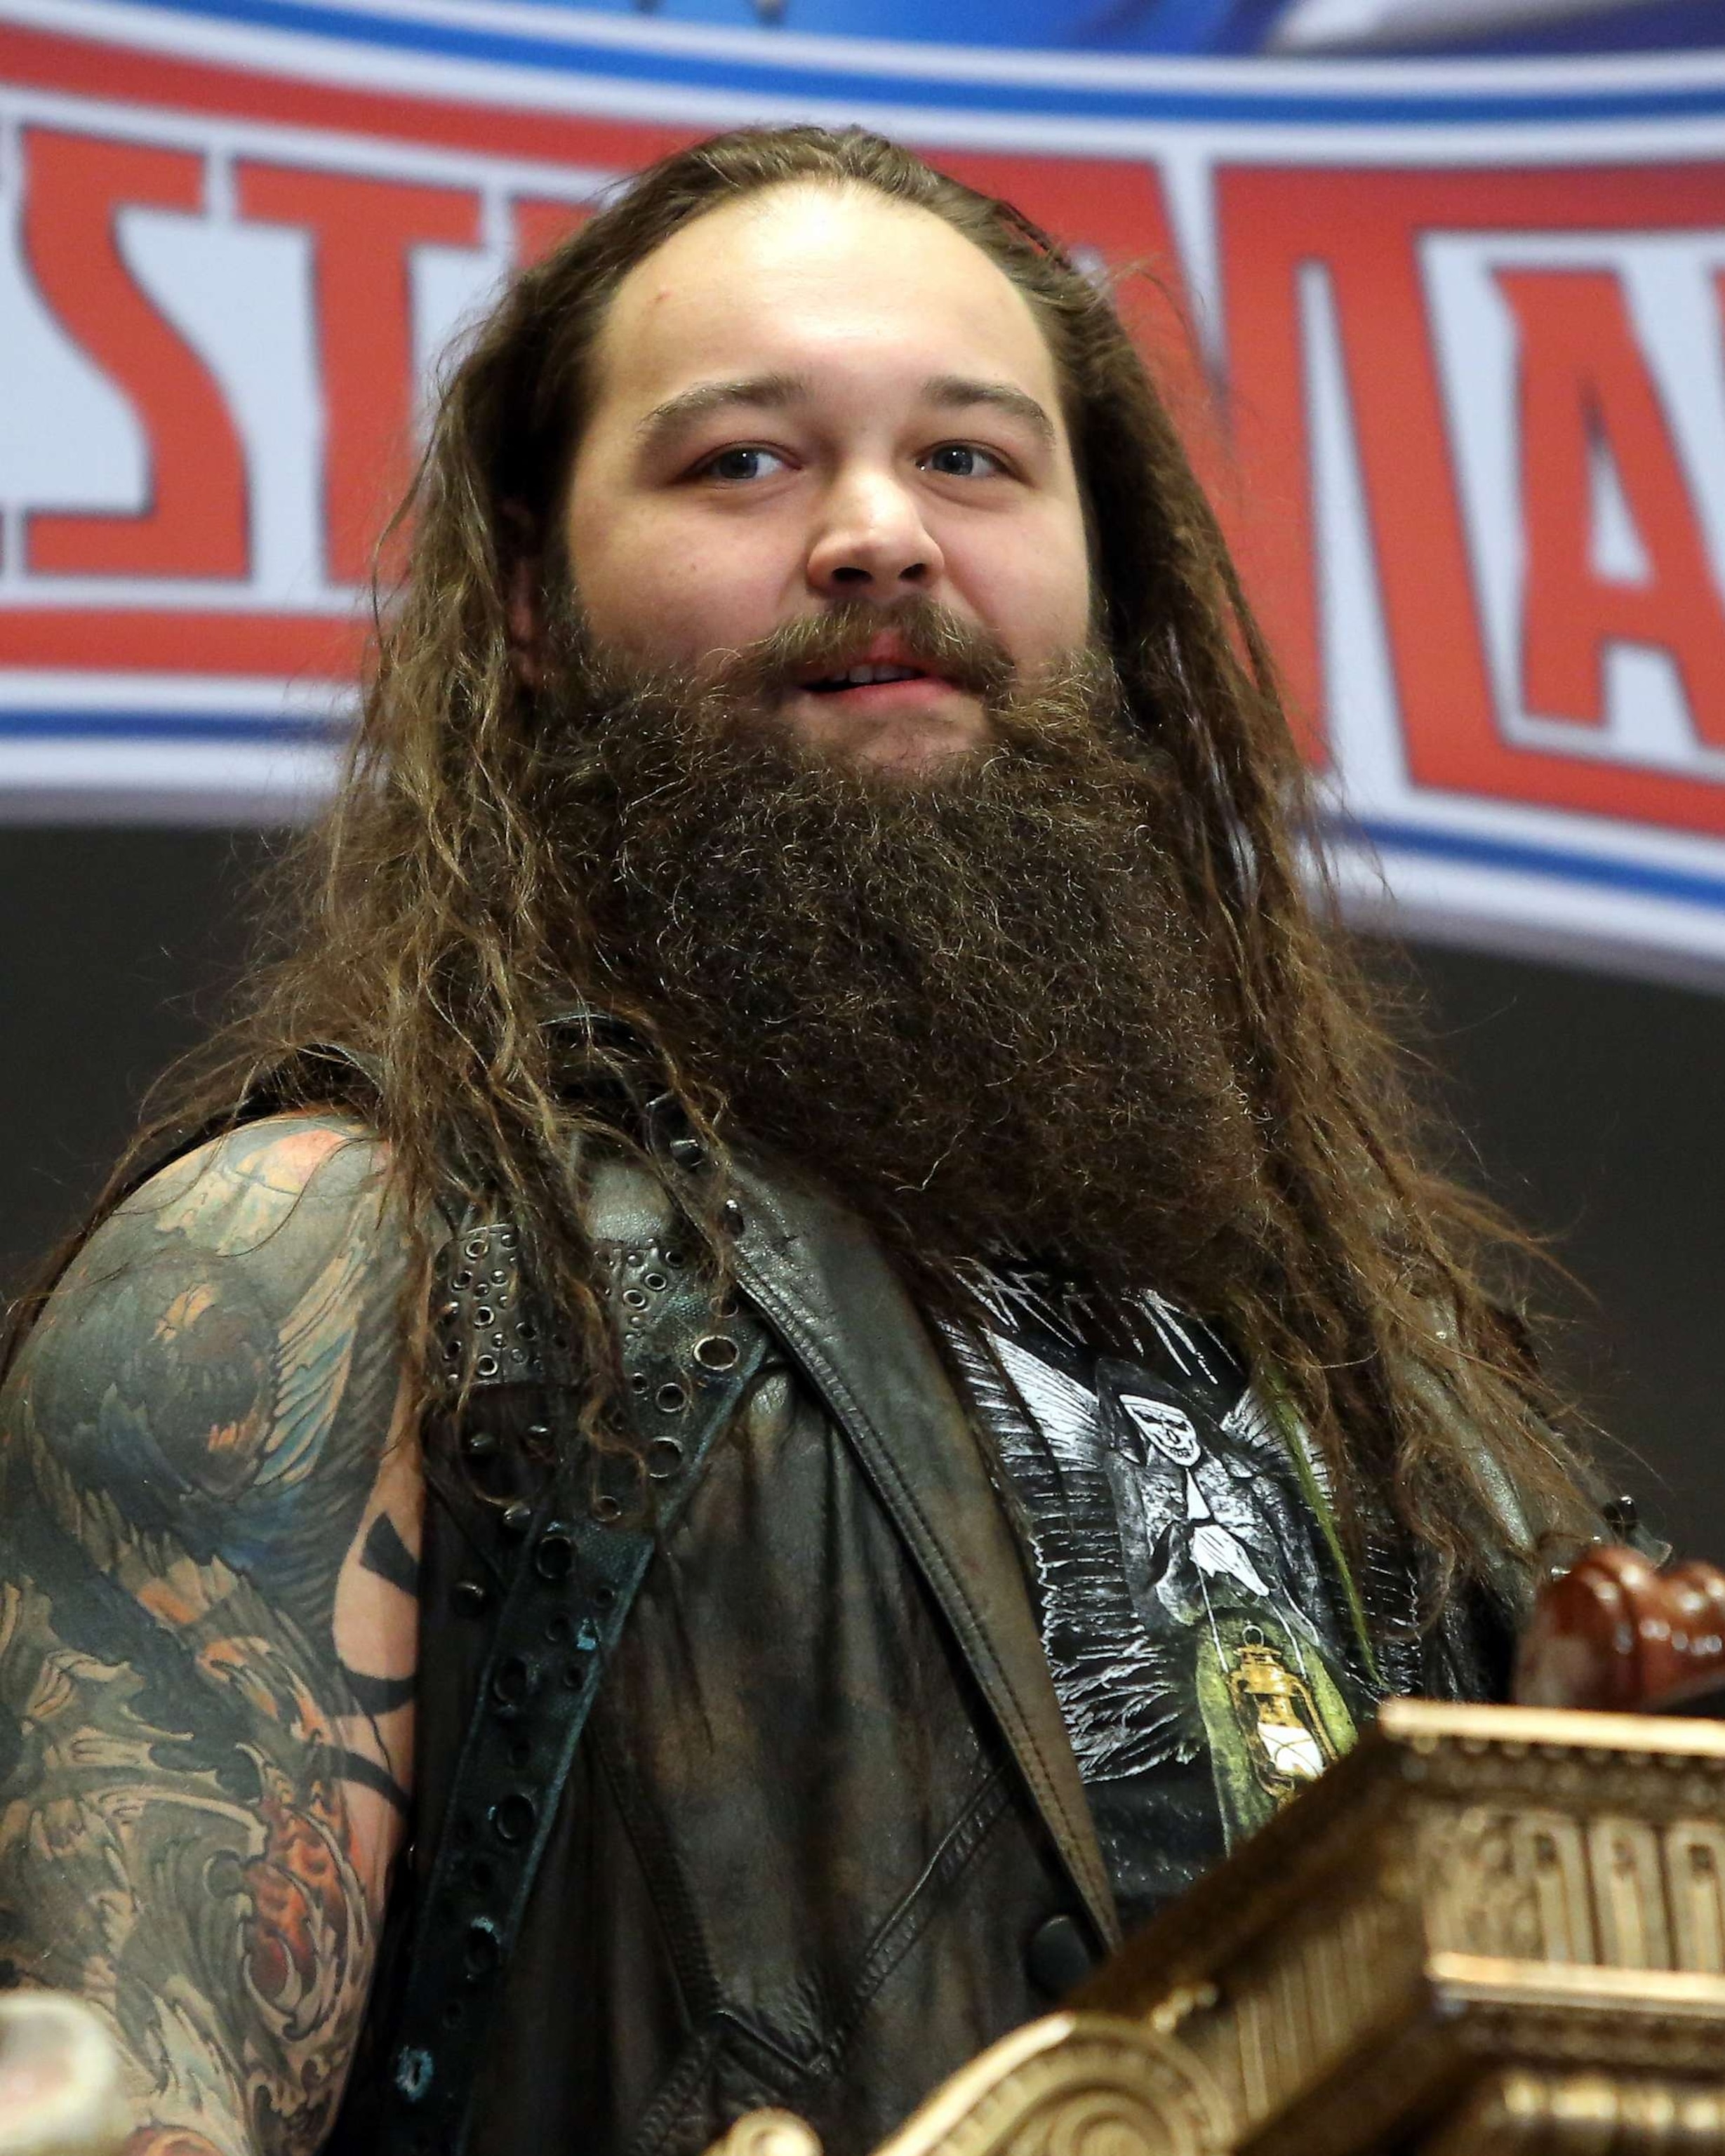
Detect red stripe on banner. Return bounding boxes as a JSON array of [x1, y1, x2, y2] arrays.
[[1220, 163, 1725, 840], [0, 609, 365, 678], [0, 21, 698, 170]]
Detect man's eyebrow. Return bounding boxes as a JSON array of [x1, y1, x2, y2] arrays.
[[922, 375, 1057, 449], [634, 373, 808, 450], [634, 370, 1058, 454]]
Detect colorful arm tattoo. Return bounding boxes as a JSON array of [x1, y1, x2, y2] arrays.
[[0, 1117, 422, 2156]]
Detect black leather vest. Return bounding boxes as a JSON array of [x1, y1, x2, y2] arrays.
[[332, 1150, 1515, 2156]]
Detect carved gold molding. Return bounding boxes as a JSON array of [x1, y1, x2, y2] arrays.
[[1421, 2068, 1725, 2156], [0, 1994, 130, 2156], [871, 2014, 1232, 2156], [711, 2015, 1234, 2156]]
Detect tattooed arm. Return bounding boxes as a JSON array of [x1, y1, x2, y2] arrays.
[[0, 1116, 422, 2156]]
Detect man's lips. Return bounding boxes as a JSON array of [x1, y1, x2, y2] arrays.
[[786, 672, 968, 712], [789, 637, 971, 707]]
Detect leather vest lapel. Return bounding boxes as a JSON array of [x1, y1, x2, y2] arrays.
[[728, 1156, 1121, 1950]]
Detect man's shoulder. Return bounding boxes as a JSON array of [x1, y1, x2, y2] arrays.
[[6, 1109, 415, 1526], [126, 1106, 393, 1237], [91, 1106, 401, 1296]]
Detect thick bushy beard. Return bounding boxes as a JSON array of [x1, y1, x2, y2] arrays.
[[538, 599, 1264, 1307]]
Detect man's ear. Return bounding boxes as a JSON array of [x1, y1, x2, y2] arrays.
[[505, 550, 546, 690]]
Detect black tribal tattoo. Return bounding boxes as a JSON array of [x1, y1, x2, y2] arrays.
[[0, 1116, 420, 2156]]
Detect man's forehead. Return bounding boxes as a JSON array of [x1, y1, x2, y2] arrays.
[[588, 184, 1063, 418]]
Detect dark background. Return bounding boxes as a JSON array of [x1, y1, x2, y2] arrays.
[[4, 825, 1723, 1557]]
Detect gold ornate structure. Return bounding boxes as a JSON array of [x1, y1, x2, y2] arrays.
[[713, 1698, 1725, 2156], [0, 1995, 131, 2156]]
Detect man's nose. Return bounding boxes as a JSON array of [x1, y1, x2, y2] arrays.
[[804, 467, 946, 598]]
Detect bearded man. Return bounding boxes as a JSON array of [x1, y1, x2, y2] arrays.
[[0, 126, 1634, 2156]]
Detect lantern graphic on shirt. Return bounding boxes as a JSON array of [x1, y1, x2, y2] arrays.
[[1225, 1625, 1337, 1803]]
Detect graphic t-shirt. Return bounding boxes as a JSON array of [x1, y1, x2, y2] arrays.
[[943, 1260, 1382, 1934]]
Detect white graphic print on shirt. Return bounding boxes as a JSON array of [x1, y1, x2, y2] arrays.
[[945, 1262, 1371, 1924]]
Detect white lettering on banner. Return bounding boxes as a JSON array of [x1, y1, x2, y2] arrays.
[[4, 0, 1725, 980]]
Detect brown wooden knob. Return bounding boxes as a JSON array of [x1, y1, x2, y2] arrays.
[[1514, 1543, 1725, 1714]]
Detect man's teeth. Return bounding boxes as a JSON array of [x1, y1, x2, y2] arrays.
[[811, 664, 925, 689]]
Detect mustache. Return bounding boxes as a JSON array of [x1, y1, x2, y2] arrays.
[[708, 597, 1015, 706]]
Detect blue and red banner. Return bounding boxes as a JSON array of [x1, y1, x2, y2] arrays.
[[6, 0, 1725, 983]]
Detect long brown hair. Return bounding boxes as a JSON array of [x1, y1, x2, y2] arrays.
[[12, 126, 1598, 1592]]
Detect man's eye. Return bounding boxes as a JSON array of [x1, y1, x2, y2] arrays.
[[698, 446, 787, 484], [924, 444, 1007, 479]]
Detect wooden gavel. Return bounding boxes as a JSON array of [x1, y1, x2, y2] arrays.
[[1514, 1536, 1725, 1715]]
